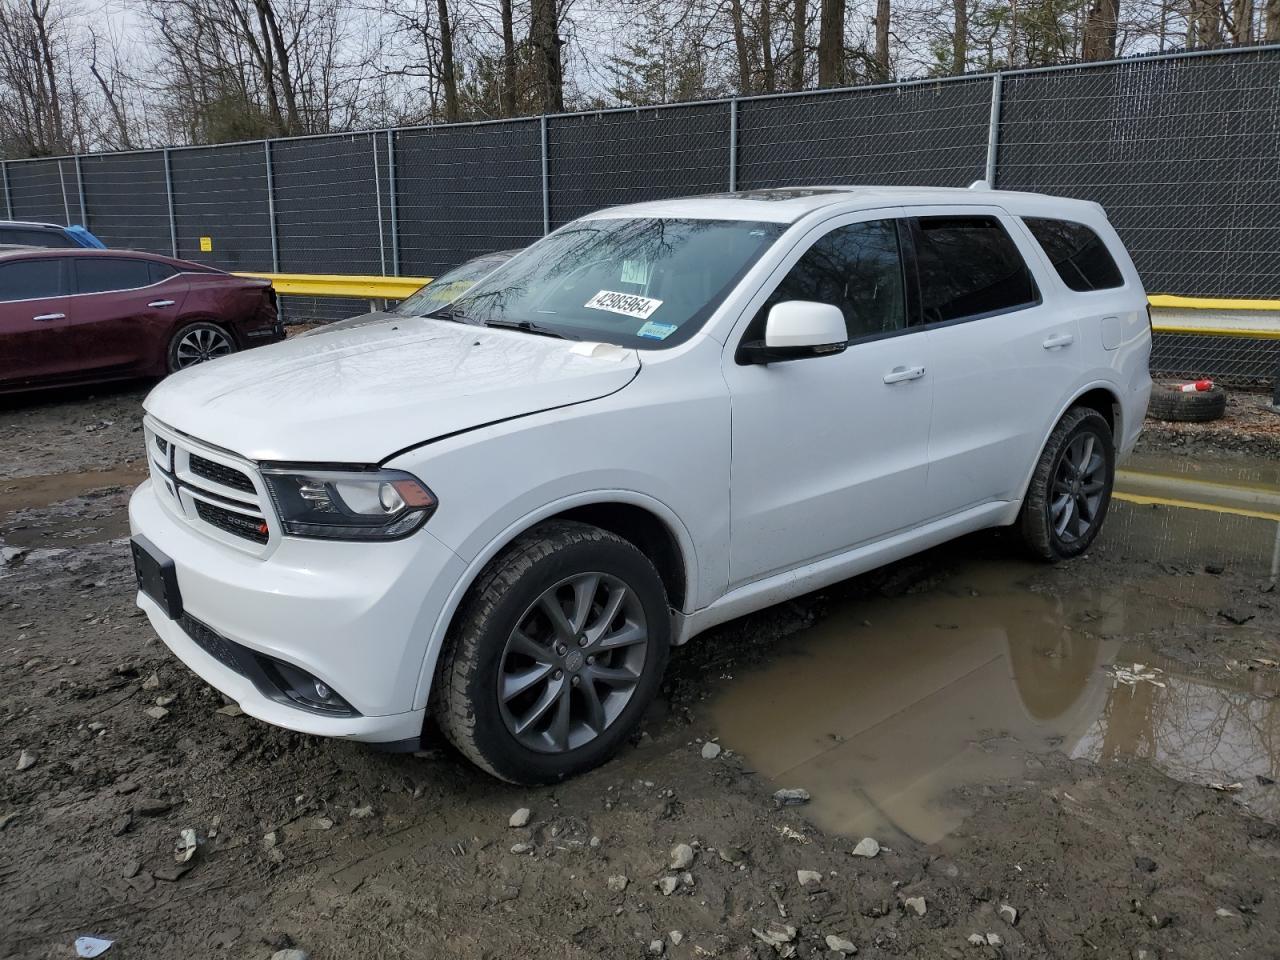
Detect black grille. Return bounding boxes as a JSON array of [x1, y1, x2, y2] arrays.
[[189, 453, 255, 492], [194, 499, 269, 543], [180, 613, 246, 675]]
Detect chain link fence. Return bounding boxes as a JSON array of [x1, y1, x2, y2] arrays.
[[2, 45, 1278, 379]]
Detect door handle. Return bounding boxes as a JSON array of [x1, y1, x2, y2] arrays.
[[883, 365, 926, 384], [1042, 332, 1074, 349], [32, 313, 65, 322], [148, 299, 176, 308]]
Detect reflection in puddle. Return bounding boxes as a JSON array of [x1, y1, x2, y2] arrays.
[[710, 501, 1280, 844]]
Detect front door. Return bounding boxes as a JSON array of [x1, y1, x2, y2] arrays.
[[0, 257, 74, 388], [724, 214, 934, 589]]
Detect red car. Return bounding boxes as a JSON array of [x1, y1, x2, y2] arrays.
[[0, 247, 282, 394]]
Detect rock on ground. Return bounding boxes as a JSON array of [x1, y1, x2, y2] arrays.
[[851, 837, 879, 858], [669, 843, 695, 869], [825, 934, 856, 954], [797, 869, 822, 887]]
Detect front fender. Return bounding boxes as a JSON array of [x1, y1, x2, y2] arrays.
[[405, 488, 700, 712]]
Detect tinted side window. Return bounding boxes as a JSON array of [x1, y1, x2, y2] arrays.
[[1024, 217, 1124, 291], [149, 262, 178, 284], [912, 217, 1038, 324], [74, 258, 153, 294], [0, 227, 76, 248], [0, 259, 67, 301], [748, 219, 906, 342]]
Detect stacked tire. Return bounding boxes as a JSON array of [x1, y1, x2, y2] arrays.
[[1147, 381, 1227, 422]]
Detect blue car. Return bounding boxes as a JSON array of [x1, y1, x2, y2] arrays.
[[0, 220, 106, 249]]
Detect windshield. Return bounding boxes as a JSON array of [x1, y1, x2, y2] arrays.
[[442, 218, 785, 347], [394, 253, 513, 316]]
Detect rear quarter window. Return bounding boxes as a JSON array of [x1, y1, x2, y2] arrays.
[[1023, 217, 1124, 292]]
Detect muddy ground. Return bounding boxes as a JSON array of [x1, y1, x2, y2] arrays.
[[2, 383, 1279, 960]]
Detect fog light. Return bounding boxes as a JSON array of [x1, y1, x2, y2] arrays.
[[253, 654, 358, 716]]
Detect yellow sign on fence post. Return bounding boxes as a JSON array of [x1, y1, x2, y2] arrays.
[[199, 236, 212, 252]]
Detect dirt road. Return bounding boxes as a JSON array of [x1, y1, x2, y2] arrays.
[[3, 385, 1279, 959]]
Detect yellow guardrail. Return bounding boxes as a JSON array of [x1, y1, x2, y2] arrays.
[[1148, 294, 1280, 312], [234, 272, 1280, 340], [236, 272, 432, 299]]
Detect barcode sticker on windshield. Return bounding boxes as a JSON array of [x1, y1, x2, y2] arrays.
[[584, 290, 664, 320]]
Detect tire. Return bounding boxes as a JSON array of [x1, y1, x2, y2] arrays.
[[1018, 407, 1115, 562], [1146, 381, 1227, 423], [167, 321, 236, 373], [432, 520, 670, 784]]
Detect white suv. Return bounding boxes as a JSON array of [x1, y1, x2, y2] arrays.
[[129, 186, 1151, 783]]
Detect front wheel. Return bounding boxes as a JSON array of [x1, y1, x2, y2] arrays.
[[167, 321, 236, 373], [432, 521, 670, 784], [1018, 407, 1115, 561]]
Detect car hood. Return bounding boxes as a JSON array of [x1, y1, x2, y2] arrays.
[[144, 314, 640, 463]]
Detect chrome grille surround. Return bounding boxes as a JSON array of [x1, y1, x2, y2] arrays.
[[143, 416, 278, 557]]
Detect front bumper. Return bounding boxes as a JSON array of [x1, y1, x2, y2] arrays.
[[129, 478, 466, 743]]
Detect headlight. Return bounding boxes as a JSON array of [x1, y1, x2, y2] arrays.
[[261, 466, 437, 540]]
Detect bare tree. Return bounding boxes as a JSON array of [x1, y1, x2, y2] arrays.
[[872, 0, 890, 79], [952, 0, 968, 73], [1267, 0, 1280, 39], [1082, 0, 1119, 59], [1188, 0, 1220, 46], [85, 26, 138, 148], [816, 0, 844, 85], [1227, 0, 1254, 41], [790, 0, 807, 87], [530, 0, 563, 110], [500, 0, 518, 114], [0, 0, 79, 155]]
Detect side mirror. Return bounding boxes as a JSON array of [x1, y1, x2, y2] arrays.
[[737, 301, 848, 365]]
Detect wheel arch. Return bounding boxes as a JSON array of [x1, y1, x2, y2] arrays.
[[411, 491, 698, 711], [1007, 380, 1123, 518]]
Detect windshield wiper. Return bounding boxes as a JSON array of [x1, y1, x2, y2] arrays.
[[482, 318, 576, 340], [424, 304, 483, 323]]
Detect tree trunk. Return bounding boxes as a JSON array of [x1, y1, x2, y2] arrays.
[[1267, 0, 1280, 39], [729, 0, 752, 91], [872, 0, 890, 80], [500, 0, 517, 115], [952, 0, 967, 74], [790, 0, 806, 89], [1082, 0, 1119, 60], [436, 0, 460, 121], [28, 0, 67, 152], [253, 0, 300, 133], [816, 0, 844, 86], [529, 0, 563, 112], [761, 0, 775, 92], [1230, 0, 1254, 41], [1009, 0, 1020, 66], [1189, 0, 1220, 46]]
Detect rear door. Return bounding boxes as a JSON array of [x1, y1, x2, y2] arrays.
[[908, 209, 1080, 516], [0, 257, 74, 387], [64, 257, 189, 375]]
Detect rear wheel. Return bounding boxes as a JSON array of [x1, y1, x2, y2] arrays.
[[167, 322, 235, 373], [433, 521, 670, 784], [1018, 407, 1115, 561]]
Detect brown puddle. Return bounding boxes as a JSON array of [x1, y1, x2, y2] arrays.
[[708, 499, 1280, 844], [0, 463, 146, 548]]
